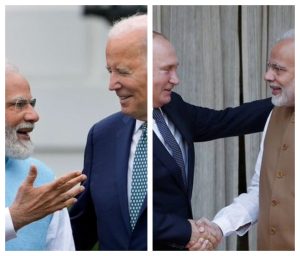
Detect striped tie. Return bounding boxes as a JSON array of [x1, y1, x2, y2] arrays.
[[153, 109, 186, 187]]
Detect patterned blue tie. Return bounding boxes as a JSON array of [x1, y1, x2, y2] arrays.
[[130, 122, 147, 230], [153, 108, 187, 187]]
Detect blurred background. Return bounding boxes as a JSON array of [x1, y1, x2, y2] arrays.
[[6, 5, 147, 177]]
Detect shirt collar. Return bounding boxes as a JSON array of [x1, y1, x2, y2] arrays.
[[134, 119, 146, 134]]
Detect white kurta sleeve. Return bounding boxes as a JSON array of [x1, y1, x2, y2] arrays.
[[46, 208, 75, 250], [213, 112, 272, 237], [5, 207, 17, 241]]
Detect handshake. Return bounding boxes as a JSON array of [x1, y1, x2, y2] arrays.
[[186, 218, 223, 250]]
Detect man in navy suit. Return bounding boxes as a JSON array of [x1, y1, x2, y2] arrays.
[[70, 14, 147, 250], [152, 31, 273, 250]]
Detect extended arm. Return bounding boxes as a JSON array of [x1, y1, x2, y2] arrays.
[[8, 166, 86, 234], [168, 93, 272, 141], [212, 113, 271, 236]]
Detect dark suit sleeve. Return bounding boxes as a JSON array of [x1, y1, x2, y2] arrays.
[[154, 211, 191, 249], [176, 96, 273, 142], [69, 126, 98, 250]]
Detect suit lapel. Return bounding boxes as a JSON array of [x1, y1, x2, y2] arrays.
[[115, 115, 135, 232], [153, 132, 188, 194], [162, 104, 195, 198], [163, 102, 193, 144]]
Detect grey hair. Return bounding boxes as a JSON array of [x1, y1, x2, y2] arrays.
[[276, 29, 295, 43]]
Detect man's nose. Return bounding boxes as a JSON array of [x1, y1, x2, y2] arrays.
[[170, 71, 180, 85], [108, 73, 122, 91], [264, 68, 275, 82], [24, 106, 39, 123]]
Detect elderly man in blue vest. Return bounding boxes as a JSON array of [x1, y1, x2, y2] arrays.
[[5, 63, 86, 250]]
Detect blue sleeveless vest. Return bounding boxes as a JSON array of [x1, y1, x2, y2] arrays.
[[6, 157, 54, 251]]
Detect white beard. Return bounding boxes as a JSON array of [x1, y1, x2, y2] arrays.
[[271, 81, 295, 107], [5, 123, 34, 159]]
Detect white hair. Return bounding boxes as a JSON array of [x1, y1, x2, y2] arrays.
[[107, 14, 147, 62], [108, 14, 147, 39], [276, 29, 294, 43]]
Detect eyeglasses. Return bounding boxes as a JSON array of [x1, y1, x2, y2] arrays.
[[6, 98, 36, 112]]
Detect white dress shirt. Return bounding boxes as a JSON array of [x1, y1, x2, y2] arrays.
[[213, 112, 272, 236], [5, 207, 75, 250]]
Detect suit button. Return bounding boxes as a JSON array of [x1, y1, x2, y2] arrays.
[[276, 170, 285, 178], [271, 199, 278, 206], [282, 144, 288, 150], [270, 226, 276, 235]]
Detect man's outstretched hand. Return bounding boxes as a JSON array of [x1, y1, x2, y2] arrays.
[[9, 165, 87, 231]]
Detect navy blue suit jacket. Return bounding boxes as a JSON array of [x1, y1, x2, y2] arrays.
[[70, 112, 147, 250], [153, 92, 273, 250]]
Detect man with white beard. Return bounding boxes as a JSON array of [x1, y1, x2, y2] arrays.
[[190, 29, 295, 251], [5, 63, 86, 250]]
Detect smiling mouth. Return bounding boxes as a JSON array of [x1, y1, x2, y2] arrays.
[[270, 85, 282, 95], [119, 95, 133, 105], [163, 88, 172, 94], [119, 95, 131, 100], [17, 127, 33, 140]]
